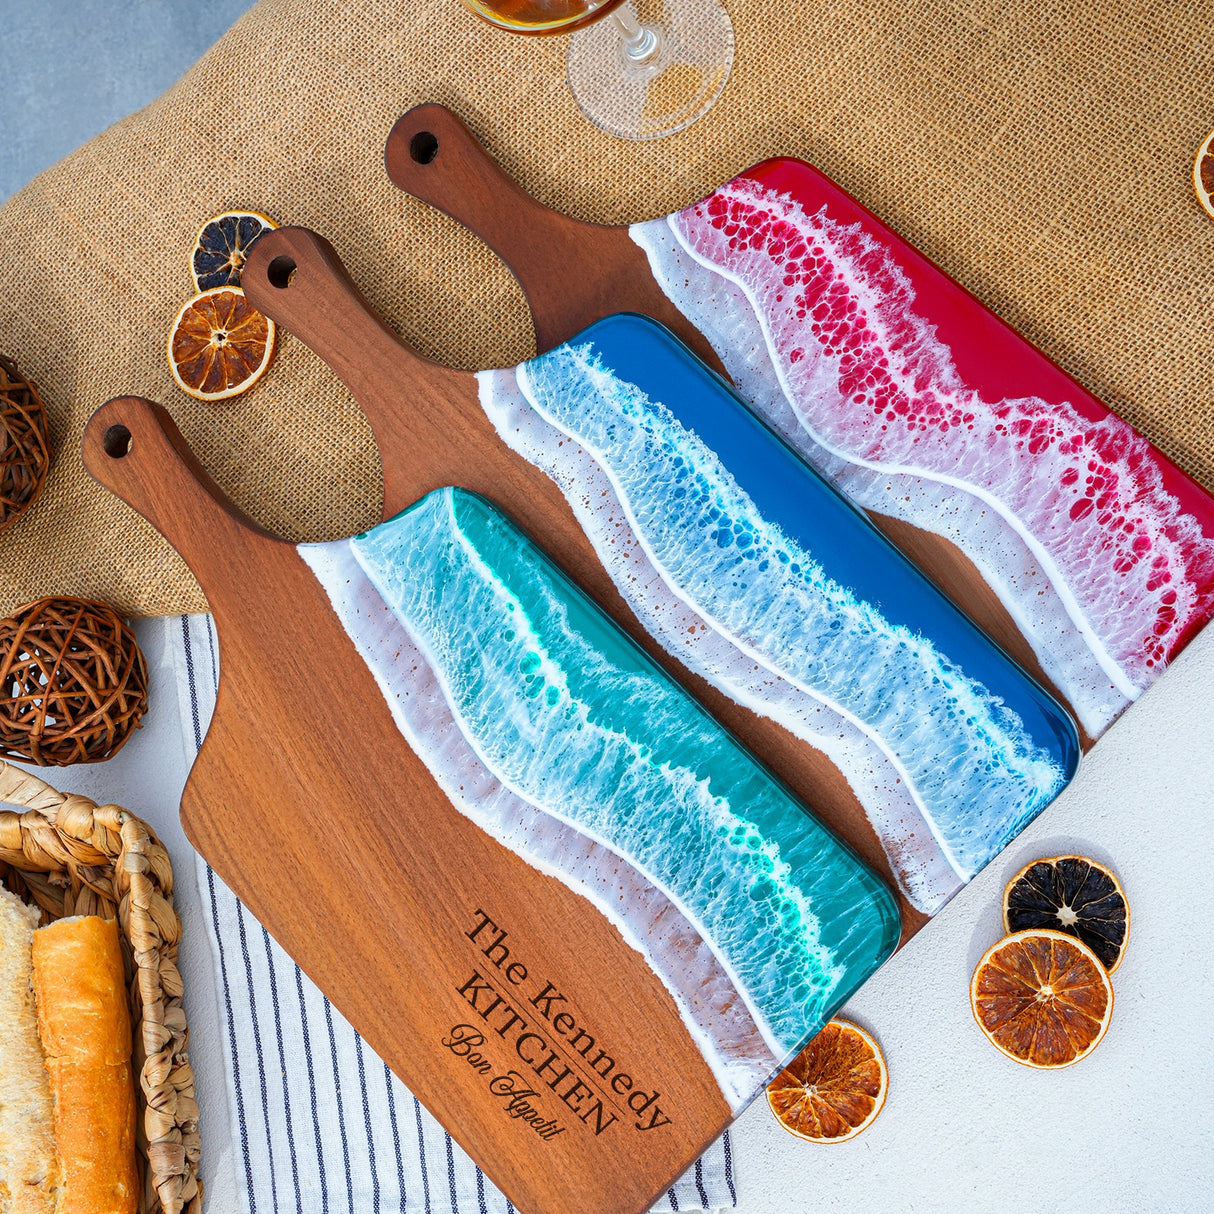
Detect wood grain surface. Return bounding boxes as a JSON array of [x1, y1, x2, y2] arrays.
[[81, 397, 734, 1214], [385, 104, 726, 376]]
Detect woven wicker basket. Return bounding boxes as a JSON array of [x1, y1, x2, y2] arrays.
[[0, 761, 201, 1214]]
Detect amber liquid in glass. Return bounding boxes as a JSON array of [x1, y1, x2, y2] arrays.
[[461, 0, 626, 35]]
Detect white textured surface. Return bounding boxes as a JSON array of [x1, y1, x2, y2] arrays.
[[730, 621, 1214, 1213], [15, 616, 1214, 1212]]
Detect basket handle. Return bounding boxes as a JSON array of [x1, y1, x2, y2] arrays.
[[0, 759, 124, 864], [0, 758, 76, 815]]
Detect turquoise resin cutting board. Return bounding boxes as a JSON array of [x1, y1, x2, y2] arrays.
[[82, 396, 900, 1214], [303, 484, 902, 1101]]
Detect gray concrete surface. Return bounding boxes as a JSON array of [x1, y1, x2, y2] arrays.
[[0, 0, 256, 202]]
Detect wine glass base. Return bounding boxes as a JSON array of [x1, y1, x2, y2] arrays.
[[566, 0, 734, 141]]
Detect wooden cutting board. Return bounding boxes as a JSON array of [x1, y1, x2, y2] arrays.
[[83, 397, 907, 1214], [95, 222, 1084, 1211], [241, 229, 1078, 927], [384, 103, 1214, 751], [85, 302, 1079, 1212]]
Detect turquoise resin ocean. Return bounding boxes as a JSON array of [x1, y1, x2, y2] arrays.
[[476, 314, 1082, 914], [300, 487, 901, 1107]]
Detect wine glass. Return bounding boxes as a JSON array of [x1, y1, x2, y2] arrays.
[[460, 0, 735, 141]]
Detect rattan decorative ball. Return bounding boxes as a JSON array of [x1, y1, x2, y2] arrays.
[[0, 354, 51, 532], [0, 597, 148, 765]]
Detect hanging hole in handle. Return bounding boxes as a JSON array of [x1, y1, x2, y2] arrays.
[[103, 424, 132, 459], [267, 255, 297, 289], [410, 131, 439, 165]]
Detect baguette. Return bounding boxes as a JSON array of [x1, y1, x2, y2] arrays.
[[0, 888, 59, 1214], [31, 916, 138, 1214]]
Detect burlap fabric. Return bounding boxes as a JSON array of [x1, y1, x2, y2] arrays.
[[1, 0, 1211, 617]]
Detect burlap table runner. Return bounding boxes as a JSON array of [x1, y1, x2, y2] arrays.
[[1, 0, 1211, 618]]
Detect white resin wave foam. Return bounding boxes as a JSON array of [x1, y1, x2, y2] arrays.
[[629, 177, 1214, 737], [479, 346, 1068, 912]]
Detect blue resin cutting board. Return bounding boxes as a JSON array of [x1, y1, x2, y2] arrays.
[[477, 314, 1080, 915], [243, 228, 1080, 922]]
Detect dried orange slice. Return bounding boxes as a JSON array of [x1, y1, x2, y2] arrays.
[[971, 929, 1113, 1069], [167, 287, 276, 402], [1003, 855, 1129, 973], [1195, 130, 1214, 220], [766, 1019, 887, 1143], [191, 210, 278, 291]]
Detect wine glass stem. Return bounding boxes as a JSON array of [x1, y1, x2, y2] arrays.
[[611, 9, 660, 63]]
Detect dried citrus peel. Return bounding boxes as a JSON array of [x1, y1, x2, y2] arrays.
[[1003, 855, 1129, 973], [1195, 130, 1214, 220], [971, 928, 1113, 1069], [766, 1019, 888, 1143], [192, 210, 278, 291], [167, 286, 276, 402]]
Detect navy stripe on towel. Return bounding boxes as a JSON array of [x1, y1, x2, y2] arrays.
[[413, 1097, 433, 1214], [294, 964, 330, 1213], [384, 1063, 408, 1208], [354, 1037, 381, 1213], [234, 904, 281, 1213], [444, 1132, 461, 1214], [261, 927, 303, 1214]]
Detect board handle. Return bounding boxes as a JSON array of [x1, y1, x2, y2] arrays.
[[385, 105, 600, 298], [82, 397, 285, 609], [385, 104, 731, 375], [384, 104, 648, 353], [385, 105, 576, 242], [243, 225, 488, 520], [242, 226, 438, 397]]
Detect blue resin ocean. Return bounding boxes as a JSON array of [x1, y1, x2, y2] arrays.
[[475, 314, 1081, 914], [299, 311, 1079, 1107]]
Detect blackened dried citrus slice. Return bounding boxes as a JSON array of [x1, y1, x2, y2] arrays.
[[971, 929, 1113, 1068], [167, 287, 276, 402], [766, 1019, 888, 1143], [191, 210, 278, 291], [1003, 855, 1128, 973], [1195, 130, 1214, 221]]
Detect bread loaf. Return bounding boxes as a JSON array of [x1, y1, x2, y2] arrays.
[[31, 916, 138, 1214], [0, 888, 59, 1214]]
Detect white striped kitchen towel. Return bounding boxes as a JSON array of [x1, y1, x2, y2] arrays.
[[172, 614, 739, 1213]]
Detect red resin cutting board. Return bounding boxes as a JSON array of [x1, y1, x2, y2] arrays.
[[385, 103, 1214, 749]]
